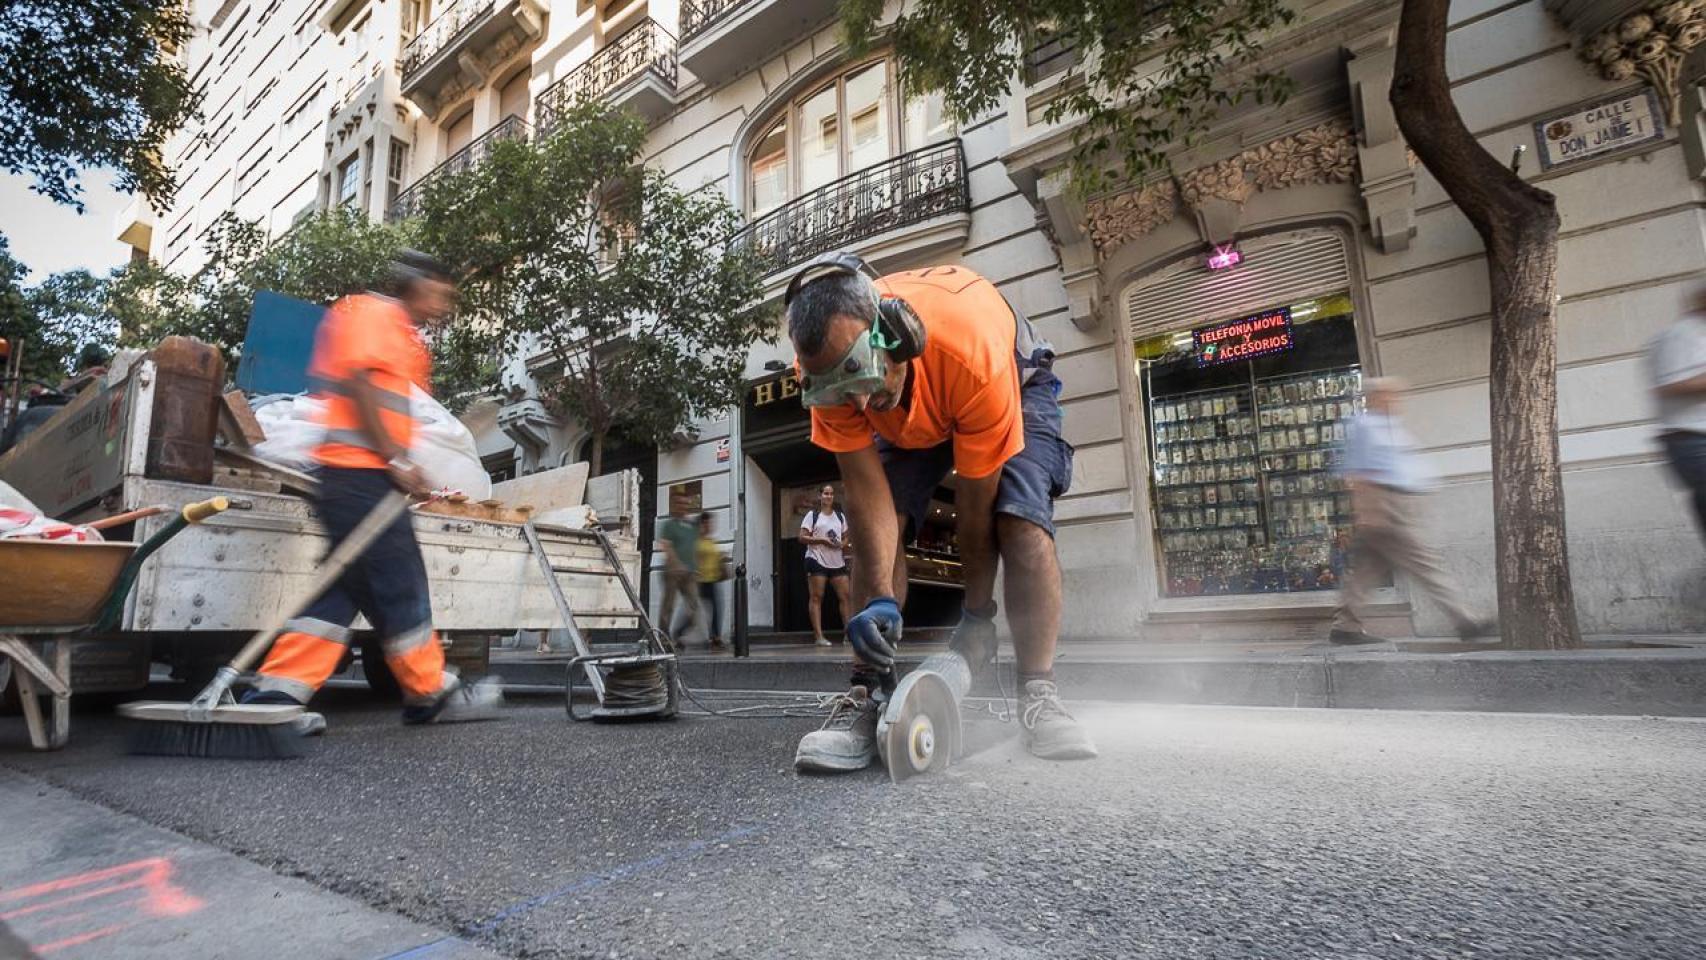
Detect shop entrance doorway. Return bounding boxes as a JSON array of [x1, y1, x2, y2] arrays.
[[741, 371, 965, 639]]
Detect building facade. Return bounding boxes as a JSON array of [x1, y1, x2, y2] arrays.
[[128, 0, 1706, 641]]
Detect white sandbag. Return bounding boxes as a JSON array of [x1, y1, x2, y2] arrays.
[[247, 389, 491, 500], [250, 394, 325, 472], [411, 389, 492, 500], [0, 478, 40, 514]]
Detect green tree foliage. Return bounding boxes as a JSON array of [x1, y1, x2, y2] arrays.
[[411, 102, 772, 473], [839, 0, 1295, 194], [0, 0, 200, 210], [0, 237, 115, 387], [107, 208, 408, 366]]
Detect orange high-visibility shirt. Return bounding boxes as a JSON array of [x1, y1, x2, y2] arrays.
[[809, 266, 1023, 480], [309, 293, 431, 469]]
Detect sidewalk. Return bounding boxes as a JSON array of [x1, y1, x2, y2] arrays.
[[0, 770, 497, 960], [491, 635, 1706, 717]]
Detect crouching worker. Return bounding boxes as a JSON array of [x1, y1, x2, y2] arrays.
[[245, 250, 502, 725], [786, 254, 1097, 772]]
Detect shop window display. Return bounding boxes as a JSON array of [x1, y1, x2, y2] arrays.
[[1136, 294, 1364, 597]]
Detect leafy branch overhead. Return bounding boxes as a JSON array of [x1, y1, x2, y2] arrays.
[[411, 101, 771, 473], [0, 0, 200, 210], [840, 0, 1296, 195]]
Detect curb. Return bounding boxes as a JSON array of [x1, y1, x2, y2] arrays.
[[488, 647, 1706, 717]]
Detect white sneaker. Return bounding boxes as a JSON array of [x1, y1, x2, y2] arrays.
[[1019, 680, 1098, 760], [794, 686, 878, 773], [813, 636, 832, 648], [292, 712, 328, 737], [406, 676, 504, 724]]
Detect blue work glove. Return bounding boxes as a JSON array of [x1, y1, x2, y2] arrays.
[[948, 603, 999, 674], [846, 597, 903, 670]]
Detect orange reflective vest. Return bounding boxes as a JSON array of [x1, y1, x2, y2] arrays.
[[308, 293, 432, 469]]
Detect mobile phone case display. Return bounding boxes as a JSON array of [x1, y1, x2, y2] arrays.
[[1150, 367, 1364, 595]]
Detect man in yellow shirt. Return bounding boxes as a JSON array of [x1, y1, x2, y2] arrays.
[[693, 512, 726, 649]]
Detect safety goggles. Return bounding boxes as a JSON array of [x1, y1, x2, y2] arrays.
[[798, 313, 901, 408]]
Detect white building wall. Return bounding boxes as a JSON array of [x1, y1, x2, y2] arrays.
[[1054, 0, 1705, 638], [1358, 0, 1704, 634]]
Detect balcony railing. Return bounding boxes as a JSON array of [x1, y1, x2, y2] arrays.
[[730, 140, 970, 278], [400, 0, 497, 80], [534, 19, 677, 132], [680, 0, 751, 41], [386, 115, 530, 222]]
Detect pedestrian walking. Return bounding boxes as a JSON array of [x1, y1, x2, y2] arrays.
[[1330, 377, 1494, 645], [695, 512, 729, 649], [784, 253, 1096, 771], [1647, 294, 1706, 541], [800, 484, 853, 647], [245, 250, 502, 723], [655, 493, 702, 645]]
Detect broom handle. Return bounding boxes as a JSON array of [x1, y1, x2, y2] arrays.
[[226, 490, 413, 673]]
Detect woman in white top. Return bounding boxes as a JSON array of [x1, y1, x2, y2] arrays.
[[800, 484, 853, 647]]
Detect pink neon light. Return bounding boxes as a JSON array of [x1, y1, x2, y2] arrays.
[[1207, 246, 1242, 270]]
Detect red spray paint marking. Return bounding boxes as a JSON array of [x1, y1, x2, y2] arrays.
[[35, 924, 129, 956], [0, 857, 204, 955]]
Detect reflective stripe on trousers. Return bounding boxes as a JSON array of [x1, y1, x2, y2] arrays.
[[253, 630, 348, 705]]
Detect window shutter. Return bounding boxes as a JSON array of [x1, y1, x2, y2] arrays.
[[1124, 230, 1351, 338]]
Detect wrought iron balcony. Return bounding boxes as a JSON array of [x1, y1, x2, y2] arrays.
[[401, 0, 497, 80], [730, 140, 970, 278], [677, 0, 835, 84], [386, 115, 530, 223], [534, 19, 677, 131], [680, 0, 746, 40]]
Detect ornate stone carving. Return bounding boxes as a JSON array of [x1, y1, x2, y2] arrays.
[[1178, 157, 1252, 207], [1246, 120, 1359, 191], [1081, 120, 1359, 253], [1579, 0, 1706, 125], [1085, 179, 1178, 251]]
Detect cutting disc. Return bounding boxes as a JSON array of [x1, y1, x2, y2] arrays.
[[876, 670, 962, 783]]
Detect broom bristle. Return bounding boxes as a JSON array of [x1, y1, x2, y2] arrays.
[[124, 719, 313, 759]]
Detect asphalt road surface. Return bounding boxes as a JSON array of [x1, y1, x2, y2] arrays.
[[2, 689, 1703, 960]]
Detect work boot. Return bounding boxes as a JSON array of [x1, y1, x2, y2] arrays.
[[794, 685, 879, 773], [403, 675, 504, 725], [1019, 680, 1098, 761]]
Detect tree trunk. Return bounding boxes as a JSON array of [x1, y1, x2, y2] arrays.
[[1389, 0, 1582, 650], [588, 429, 605, 477]]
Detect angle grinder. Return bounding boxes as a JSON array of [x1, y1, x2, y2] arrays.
[[874, 651, 972, 782]]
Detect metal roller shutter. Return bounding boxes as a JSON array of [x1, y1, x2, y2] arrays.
[[1123, 230, 1350, 338]]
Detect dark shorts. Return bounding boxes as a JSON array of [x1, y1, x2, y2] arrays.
[[877, 366, 1074, 538], [804, 557, 849, 579]]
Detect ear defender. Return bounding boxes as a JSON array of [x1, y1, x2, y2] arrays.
[[784, 251, 927, 363]]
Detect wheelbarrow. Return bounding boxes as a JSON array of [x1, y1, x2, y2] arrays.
[[0, 498, 228, 750]]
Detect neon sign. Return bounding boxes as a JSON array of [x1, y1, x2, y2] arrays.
[[1206, 245, 1242, 270], [1192, 308, 1294, 367]]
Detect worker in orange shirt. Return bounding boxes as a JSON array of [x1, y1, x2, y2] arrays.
[[787, 253, 1096, 772], [246, 250, 502, 725]]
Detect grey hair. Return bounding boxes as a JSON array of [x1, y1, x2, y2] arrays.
[[787, 272, 878, 356]]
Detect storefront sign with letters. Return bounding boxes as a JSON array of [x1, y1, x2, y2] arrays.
[[1192, 308, 1295, 367], [1534, 90, 1665, 170], [741, 370, 809, 439]]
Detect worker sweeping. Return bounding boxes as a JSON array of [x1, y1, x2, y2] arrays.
[[786, 253, 1097, 773], [243, 250, 502, 725]]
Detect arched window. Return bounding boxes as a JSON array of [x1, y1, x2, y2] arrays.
[[746, 55, 954, 217]]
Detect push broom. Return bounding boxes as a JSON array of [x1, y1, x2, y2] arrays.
[[119, 490, 412, 759]]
